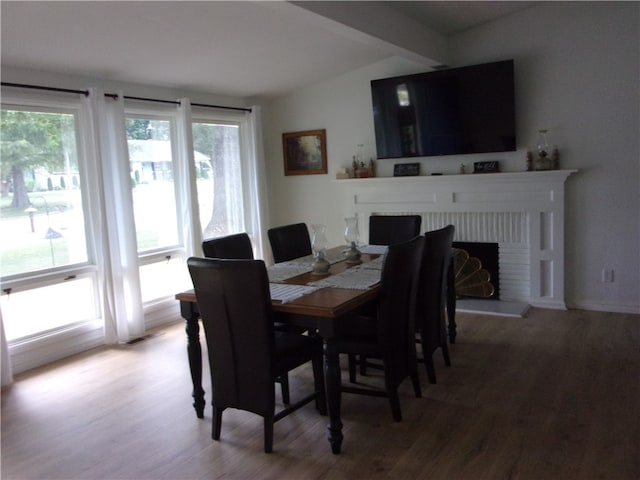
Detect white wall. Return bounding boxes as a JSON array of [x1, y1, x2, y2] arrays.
[[262, 56, 429, 241], [263, 2, 639, 313]]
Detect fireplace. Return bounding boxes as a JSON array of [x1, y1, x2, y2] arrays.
[[339, 169, 577, 311]]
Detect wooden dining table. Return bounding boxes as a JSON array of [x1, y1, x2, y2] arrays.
[[175, 246, 457, 454], [175, 247, 383, 454]]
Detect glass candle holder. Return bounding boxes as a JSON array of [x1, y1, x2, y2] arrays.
[[344, 216, 362, 265], [311, 224, 330, 275], [536, 129, 550, 170]]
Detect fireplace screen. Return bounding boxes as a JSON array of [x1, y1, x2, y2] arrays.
[[452, 242, 499, 299]]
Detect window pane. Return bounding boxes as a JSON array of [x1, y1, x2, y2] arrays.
[[126, 118, 179, 252], [1, 277, 99, 341], [192, 122, 244, 238], [0, 109, 89, 276], [139, 255, 191, 302]]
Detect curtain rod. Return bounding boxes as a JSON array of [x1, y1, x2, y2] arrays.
[[2, 82, 252, 112], [1, 82, 89, 96]]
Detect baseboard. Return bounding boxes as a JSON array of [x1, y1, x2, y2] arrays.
[[569, 300, 640, 315], [456, 299, 530, 317]]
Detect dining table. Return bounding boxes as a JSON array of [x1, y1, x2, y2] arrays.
[[175, 245, 457, 454]]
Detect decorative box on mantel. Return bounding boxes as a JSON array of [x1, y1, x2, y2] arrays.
[[335, 170, 578, 310]]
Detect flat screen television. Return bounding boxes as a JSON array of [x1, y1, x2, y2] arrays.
[[371, 60, 516, 159]]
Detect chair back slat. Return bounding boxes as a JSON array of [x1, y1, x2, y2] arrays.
[[267, 223, 312, 263], [202, 233, 254, 259], [369, 215, 422, 246]]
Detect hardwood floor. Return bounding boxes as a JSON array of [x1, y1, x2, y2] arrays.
[[2, 308, 639, 479]]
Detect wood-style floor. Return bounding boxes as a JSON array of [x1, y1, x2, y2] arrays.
[[2, 308, 639, 479]]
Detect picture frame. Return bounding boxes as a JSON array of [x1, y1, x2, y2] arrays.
[[282, 129, 327, 176], [473, 161, 500, 173], [393, 162, 420, 177]]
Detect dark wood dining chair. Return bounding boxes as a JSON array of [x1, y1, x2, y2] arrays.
[[187, 257, 326, 453], [202, 232, 253, 259], [337, 236, 424, 422], [267, 222, 312, 263], [415, 225, 455, 384], [201, 232, 293, 401], [368, 214, 422, 246], [354, 214, 422, 377]]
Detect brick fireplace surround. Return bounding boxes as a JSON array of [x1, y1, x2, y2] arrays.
[[339, 170, 577, 314]]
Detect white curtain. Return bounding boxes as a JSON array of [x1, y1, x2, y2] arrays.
[[176, 99, 201, 258], [81, 89, 145, 344], [245, 105, 270, 261]]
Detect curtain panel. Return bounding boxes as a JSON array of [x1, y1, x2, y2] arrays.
[[82, 89, 145, 344], [176, 99, 201, 258], [246, 105, 270, 262]]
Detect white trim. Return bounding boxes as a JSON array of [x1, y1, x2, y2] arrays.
[[8, 321, 104, 374], [569, 300, 640, 315]]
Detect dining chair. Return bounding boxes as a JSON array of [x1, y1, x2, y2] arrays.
[[415, 225, 455, 384], [353, 214, 423, 377], [368, 214, 422, 246], [267, 222, 312, 263], [201, 232, 293, 402], [337, 235, 424, 422], [187, 257, 326, 453], [202, 232, 253, 259]]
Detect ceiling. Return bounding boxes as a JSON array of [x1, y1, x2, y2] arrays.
[[1, 1, 537, 99]]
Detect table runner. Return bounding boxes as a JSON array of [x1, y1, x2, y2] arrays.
[[268, 248, 386, 291], [269, 283, 321, 303], [308, 256, 384, 290], [267, 248, 349, 283]]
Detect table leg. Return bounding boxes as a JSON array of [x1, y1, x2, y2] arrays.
[[447, 256, 457, 343], [323, 338, 343, 454], [180, 300, 205, 418]]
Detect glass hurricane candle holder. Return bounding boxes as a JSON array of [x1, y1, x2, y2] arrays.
[[536, 129, 551, 170], [344, 216, 362, 265], [311, 224, 330, 275]]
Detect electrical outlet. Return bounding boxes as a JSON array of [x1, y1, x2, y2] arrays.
[[602, 269, 614, 283]]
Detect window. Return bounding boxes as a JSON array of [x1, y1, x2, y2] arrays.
[[192, 119, 245, 239], [126, 117, 179, 252], [125, 114, 188, 304], [1, 105, 100, 342], [1, 90, 264, 374]]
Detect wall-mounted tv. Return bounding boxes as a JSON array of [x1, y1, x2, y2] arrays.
[[371, 60, 516, 159]]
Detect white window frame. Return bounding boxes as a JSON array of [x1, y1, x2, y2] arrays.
[[1, 92, 104, 373], [191, 108, 252, 247]]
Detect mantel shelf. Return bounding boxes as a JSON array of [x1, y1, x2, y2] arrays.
[[332, 169, 578, 186]]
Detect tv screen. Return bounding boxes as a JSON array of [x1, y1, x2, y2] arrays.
[[371, 60, 516, 159]]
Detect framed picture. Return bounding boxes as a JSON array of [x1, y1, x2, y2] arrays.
[[473, 161, 500, 173], [393, 162, 420, 177], [282, 129, 327, 176]]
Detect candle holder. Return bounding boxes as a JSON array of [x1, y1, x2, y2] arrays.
[[311, 224, 330, 275], [536, 129, 551, 170], [344, 216, 362, 265]]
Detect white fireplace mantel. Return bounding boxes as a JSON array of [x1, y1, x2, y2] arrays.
[[336, 170, 578, 309]]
